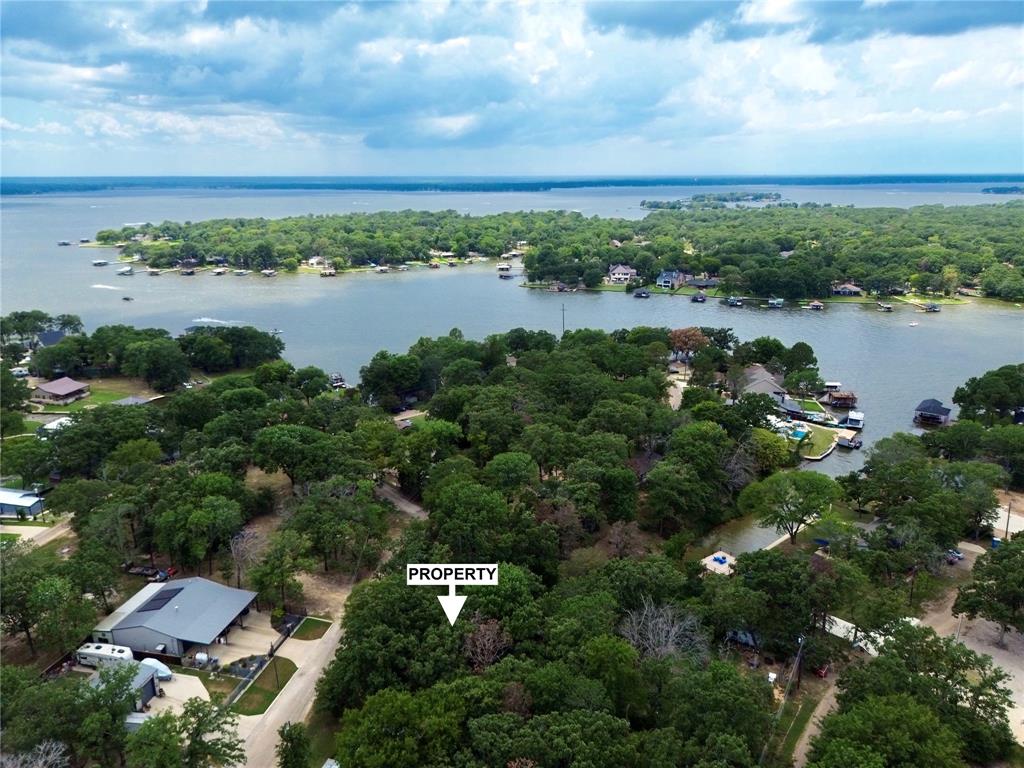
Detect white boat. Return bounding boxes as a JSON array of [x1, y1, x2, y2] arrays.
[[92, 259, 109, 267], [497, 262, 512, 272], [838, 411, 865, 431], [909, 322, 919, 327], [116, 266, 133, 276], [233, 269, 250, 276], [260, 269, 277, 277], [211, 268, 227, 275]]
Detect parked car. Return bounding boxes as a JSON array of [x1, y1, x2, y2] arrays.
[[947, 548, 964, 560], [147, 570, 168, 583]]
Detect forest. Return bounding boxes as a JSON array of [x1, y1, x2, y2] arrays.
[[1, 318, 1022, 768], [94, 202, 1024, 300]]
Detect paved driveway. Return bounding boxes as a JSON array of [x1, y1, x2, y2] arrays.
[[212, 611, 281, 666], [148, 672, 209, 715]]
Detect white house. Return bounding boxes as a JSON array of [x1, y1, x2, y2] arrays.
[[608, 264, 638, 284]]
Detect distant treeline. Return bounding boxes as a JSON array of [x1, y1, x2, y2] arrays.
[[4, 174, 1024, 195], [99, 203, 1024, 301], [642, 192, 783, 208]]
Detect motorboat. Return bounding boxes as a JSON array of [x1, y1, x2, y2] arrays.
[[634, 289, 651, 299], [726, 296, 743, 307], [691, 292, 706, 303], [92, 259, 109, 267], [116, 265, 133, 276], [260, 269, 277, 277]]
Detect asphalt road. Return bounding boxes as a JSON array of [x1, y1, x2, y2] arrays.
[[239, 621, 344, 768]]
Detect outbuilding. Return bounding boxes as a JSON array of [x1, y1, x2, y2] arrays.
[[0, 487, 45, 519], [914, 398, 952, 426], [31, 376, 90, 405], [92, 577, 257, 659], [89, 662, 159, 713]]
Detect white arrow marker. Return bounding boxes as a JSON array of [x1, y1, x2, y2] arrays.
[[437, 583, 468, 626]]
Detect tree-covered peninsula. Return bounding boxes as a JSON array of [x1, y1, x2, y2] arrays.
[[97, 202, 1024, 300]]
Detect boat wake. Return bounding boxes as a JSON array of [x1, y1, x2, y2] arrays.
[[191, 317, 244, 325], [91, 284, 120, 290]]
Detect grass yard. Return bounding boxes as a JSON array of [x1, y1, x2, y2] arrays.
[[231, 656, 297, 716], [305, 709, 340, 768], [793, 398, 826, 413], [794, 425, 836, 459], [292, 617, 332, 641], [1, 533, 20, 544], [170, 665, 241, 703], [39, 377, 156, 413], [0, 516, 55, 527], [771, 689, 824, 767], [896, 293, 968, 306]]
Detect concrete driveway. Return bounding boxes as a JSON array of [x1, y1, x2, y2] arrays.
[[148, 672, 209, 715], [212, 611, 281, 666]]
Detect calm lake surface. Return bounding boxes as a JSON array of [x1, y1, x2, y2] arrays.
[[3, 183, 1022, 511]]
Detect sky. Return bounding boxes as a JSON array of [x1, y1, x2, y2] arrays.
[[1, 0, 1022, 176]]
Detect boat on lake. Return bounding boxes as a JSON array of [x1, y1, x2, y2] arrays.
[[766, 297, 784, 308], [79, 238, 91, 244], [329, 372, 347, 389], [497, 262, 512, 272], [234, 269, 250, 276], [498, 273, 514, 280], [429, 262, 441, 269], [58, 240, 72, 246], [691, 292, 707, 303], [122, 296, 134, 302], [877, 302, 894, 312], [269, 328, 282, 335], [447, 261, 457, 267], [807, 300, 824, 310], [634, 289, 651, 299], [320, 267, 337, 277], [147, 268, 161, 276], [837, 411, 865, 430], [211, 267, 227, 275], [725, 296, 743, 307], [923, 303, 941, 313], [374, 265, 391, 273], [116, 265, 133, 276], [260, 269, 277, 277], [180, 267, 195, 275], [836, 429, 863, 449], [92, 259, 109, 267]]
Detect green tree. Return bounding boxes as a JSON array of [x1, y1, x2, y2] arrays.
[[0, 437, 52, 490], [179, 698, 245, 768], [122, 338, 190, 391], [953, 533, 1024, 646], [30, 574, 97, 653], [953, 364, 1024, 425], [739, 471, 841, 545], [810, 695, 961, 768], [127, 711, 185, 768], [250, 530, 315, 609], [275, 722, 312, 768]]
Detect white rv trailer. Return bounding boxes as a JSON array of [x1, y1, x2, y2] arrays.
[[77, 643, 135, 668]]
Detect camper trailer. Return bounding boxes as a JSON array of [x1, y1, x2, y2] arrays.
[[77, 643, 135, 668]]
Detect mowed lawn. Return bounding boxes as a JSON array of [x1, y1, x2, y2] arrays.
[[793, 397, 826, 413], [797, 425, 837, 458], [291, 617, 331, 641], [231, 656, 297, 716], [38, 377, 158, 413]]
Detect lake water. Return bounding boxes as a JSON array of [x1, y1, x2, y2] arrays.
[[2, 183, 1022, 494]]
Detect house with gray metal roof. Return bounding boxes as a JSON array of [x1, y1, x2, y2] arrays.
[[92, 577, 257, 658]]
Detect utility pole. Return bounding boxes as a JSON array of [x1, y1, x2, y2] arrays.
[[561, 303, 566, 335], [1005, 499, 1012, 539]]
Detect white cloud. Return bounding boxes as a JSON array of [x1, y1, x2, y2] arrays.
[[933, 62, 974, 90], [419, 113, 478, 138], [738, 0, 805, 25], [0, 117, 71, 134]]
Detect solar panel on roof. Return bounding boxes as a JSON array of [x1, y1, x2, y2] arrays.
[[138, 586, 183, 612]]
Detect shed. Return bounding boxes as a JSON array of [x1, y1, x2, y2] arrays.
[[32, 376, 90, 405], [92, 577, 257, 658], [914, 398, 952, 426], [89, 662, 158, 712], [0, 487, 44, 519]]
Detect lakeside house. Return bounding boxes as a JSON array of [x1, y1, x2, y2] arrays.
[[832, 282, 863, 296], [608, 264, 638, 284], [31, 376, 91, 405], [686, 276, 720, 289], [740, 364, 785, 398], [656, 270, 686, 290], [914, 398, 952, 426], [32, 329, 67, 350], [0, 487, 45, 519], [91, 577, 257, 660]]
